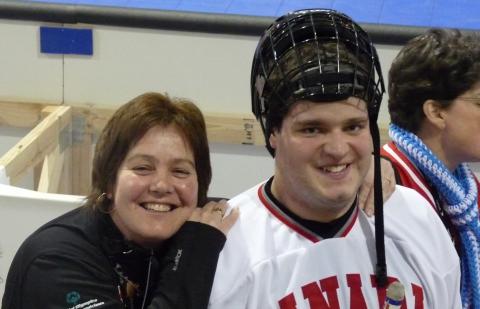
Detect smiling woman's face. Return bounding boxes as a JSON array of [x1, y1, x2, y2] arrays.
[[109, 124, 198, 248]]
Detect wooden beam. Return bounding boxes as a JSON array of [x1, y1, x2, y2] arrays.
[[33, 106, 60, 189], [67, 107, 95, 195], [205, 113, 264, 145], [69, 106, 267, 145], [0, 101, 44, 128], [69, 106, 268, 150], [37, 143, 64, 193], [0, 105, 72, 185], [58, 142, 73, 195]]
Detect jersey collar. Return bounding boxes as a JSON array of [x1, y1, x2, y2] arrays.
[[257, 180, 359, 243]]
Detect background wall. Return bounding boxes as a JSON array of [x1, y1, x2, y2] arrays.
[[1, 16, 479, 193], [0, 18, 405, 198], [0, 18, 402, 116]]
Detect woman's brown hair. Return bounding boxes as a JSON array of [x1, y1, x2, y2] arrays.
[[85, 92, 211, 211]]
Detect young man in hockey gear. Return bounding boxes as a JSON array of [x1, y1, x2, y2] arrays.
[[208, 9, 461, 308], [382, 28, 480, 308]]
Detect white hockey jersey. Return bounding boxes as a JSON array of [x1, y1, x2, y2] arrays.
[[209, 183, 461, 309]]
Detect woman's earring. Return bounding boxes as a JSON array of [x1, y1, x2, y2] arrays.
[[96, 192, 113, 213]]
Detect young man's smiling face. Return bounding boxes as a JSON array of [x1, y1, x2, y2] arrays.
[[269, 97, 373, 222]]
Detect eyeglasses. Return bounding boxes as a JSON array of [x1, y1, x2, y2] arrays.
[[457, 96, 480, 106]]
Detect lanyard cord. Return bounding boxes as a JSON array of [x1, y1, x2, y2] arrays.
[[141, 250, 154, 309]]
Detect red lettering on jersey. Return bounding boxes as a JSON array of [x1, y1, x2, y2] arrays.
[[280, 274, 425, 309], [370, 275, 407, 309], [301, 276, 340, 309], [412, 283, 424, 309], [279, 293, 297, 309], [346, 274, 367, 309], [320, 277, 340, 309]]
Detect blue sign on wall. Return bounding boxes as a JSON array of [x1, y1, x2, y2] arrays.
[[40, 27, 93, 55]]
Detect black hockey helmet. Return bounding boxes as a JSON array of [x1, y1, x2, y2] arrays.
[[251, 8, 385, 155], [251, 8, 388, 287]]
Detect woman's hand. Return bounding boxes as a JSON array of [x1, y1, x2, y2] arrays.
[[359, 156, 396, 216], [188, 200, 239, 235]]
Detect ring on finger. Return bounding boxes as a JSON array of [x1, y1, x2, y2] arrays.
[[212, 207, 224, 216]]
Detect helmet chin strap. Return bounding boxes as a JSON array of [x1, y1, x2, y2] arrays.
[[370, 120, 387, 287]]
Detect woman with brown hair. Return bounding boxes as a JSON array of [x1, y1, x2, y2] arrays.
[[2, 92, 238, 309]]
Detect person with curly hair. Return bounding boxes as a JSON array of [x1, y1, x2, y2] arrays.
[[382, 28, 480, 308]]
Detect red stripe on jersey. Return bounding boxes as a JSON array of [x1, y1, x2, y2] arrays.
[[257, 184, 359, 243], [340, 206, 358, 237], [258, 185, 320, 242], [381, 142, 436, 208]]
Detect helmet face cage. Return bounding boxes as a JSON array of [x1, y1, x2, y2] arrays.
[[251, 9, 385, 154]]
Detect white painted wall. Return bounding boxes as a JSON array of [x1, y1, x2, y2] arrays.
[[0, 19, 399, 114], [0, 19, 401, 196], [0, 184, 84, 296], [1, 18, 479, 192], [0, 20, 63, 104]]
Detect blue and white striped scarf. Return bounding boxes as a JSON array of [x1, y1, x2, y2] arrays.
[[390, 123, 480, 309]]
